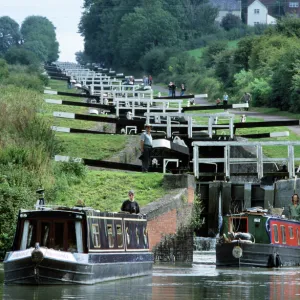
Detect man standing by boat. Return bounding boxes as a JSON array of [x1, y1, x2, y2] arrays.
[[121, 190, 140, 214], [288, 194, 300, 220]]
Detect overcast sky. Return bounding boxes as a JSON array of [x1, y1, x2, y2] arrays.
[[1, 0, 84, 62]]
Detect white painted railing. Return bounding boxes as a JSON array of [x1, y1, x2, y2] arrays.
[[192, 141, 300, 179]]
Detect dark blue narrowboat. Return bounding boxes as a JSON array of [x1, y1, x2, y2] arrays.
[[216, 209, 300, 268], [4, 206, 153, 284]]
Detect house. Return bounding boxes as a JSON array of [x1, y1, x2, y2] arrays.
[[285, 1, 300, 16], [208, 0, 242, 22], [247, 0, 277, 26]]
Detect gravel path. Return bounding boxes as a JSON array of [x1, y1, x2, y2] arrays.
[[152, 85, 300, 136]]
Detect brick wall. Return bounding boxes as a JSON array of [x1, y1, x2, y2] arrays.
[[141, 174, 195, 263], [147, 209, 177, 249]]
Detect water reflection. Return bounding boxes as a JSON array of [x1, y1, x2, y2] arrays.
[[2, 258, 300, 300]]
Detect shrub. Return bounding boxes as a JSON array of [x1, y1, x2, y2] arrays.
[[4, 46, 40, 66]]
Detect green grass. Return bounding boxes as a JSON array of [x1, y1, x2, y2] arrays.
[[187, 48, 204, 60], [187, 39, 240, 60], [53, 170, 166, 211], [55, 133, 127, 160]]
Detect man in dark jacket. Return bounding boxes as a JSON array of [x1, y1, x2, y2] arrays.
[[121, 190, 140, 214]]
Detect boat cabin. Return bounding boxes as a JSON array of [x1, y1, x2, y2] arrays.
[[11, 208, 149, 254], [223, 213, 300, 247]]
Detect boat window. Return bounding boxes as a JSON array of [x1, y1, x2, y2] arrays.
[[281, 225, 286, 244], [75, 221, 84, 253], [54, 222, 65, 251], [297, 228, 300, 245], [229, 217, 248, 232], [107, 224, 114, 248], [136, 226, 140, 246], [273, 225, 279, 243], [68, 222, 78, 252], [143, 225, 148, 248], [92, 224, 101, 248], [26, 220, 37, 248], [289, 226, 294, 239], [41, 222, 51, 248], [126, 227, 130, 246], [116, 224, 123, 248]]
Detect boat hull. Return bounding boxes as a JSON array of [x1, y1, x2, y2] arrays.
[[216, 242, 300, 268], [4, 249, 153, 285]]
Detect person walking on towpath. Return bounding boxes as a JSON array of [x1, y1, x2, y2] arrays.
[[121, 190, 140, 214], [180, 83, 186, 96], [223, 92, 228, 106], [241, 92, 251, 111]]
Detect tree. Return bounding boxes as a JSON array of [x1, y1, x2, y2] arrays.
[[221, 14, 242, 31], [21, 16, 59, 62], [4, 46, 40, 66], [0, 16, 21, 54], [116, 3, 180, 67]]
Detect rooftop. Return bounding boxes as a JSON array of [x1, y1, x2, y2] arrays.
[[209, 0, 241, 11]]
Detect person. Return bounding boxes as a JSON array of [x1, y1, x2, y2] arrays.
[[216, 98, 221, 105], [143, 75, 148, 87], [121, 190, 140, 214], [67, 76, 72, 89], [223, 92, 228, 106], [168, 82, 173, 97], [180, 83, 186, 96], [241, 92, 251, 111], [140, 123, 153, 172], [171, 82, 176, 98], [288, 194, 300, 220], [148, 75, 153, 86]]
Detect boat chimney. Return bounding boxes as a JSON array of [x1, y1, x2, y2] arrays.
[[35, 188, 45, 210]]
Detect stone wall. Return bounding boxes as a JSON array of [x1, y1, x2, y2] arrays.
[[141, 174, 195, 263]]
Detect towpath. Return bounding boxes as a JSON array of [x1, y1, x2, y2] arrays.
[[152, 84, 300, 136]]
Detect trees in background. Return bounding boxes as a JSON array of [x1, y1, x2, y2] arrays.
[[79, 0, 219, 68], [0, 15, 59, 65], [21, 16, 59, 63], [0, 16, 21, 54]]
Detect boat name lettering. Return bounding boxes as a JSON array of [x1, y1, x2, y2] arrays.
[[7, 249, 32, 261], [44, 249, 76, 262]]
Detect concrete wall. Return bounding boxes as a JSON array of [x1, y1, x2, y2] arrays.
[[141, 174, 195, 263]]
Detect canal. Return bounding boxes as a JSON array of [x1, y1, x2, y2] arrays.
[[1, 252, 300, 299]]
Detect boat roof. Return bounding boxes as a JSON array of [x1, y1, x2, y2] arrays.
[[20, 206, 147, 219]]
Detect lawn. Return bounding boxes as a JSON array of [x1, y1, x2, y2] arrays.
[[55, 133, 128, 160], [51, 170, 167, 212]]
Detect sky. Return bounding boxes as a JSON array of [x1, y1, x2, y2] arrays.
[[1, 0, 84, 62]]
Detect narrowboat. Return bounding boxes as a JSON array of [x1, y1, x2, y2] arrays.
[[4, 206, 153, 284], [216, 208, 300, 268]]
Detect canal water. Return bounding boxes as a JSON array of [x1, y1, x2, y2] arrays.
[[1, 252, 300, 300]]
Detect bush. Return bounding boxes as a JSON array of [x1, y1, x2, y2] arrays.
[[2, 73, 44, 91], [221, 14, 242, 31], [4, 46, 40, 66], [0, 184, 35, 259], [0, 58, 9, 81]]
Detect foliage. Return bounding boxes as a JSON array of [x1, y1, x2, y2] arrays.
[[79, 0, 219, 67], [221, 13, 242, 31], [21, 16, 59, 62], [201, 40, 227, 68], [190, 194, 204, 231], [0, 16, 21, 54], [0, 58, 9, 80], [116, 4, 180, 68], [4, 46, 40, 66], [233, 36, 257, 71], [249, 77, 272, 107]]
